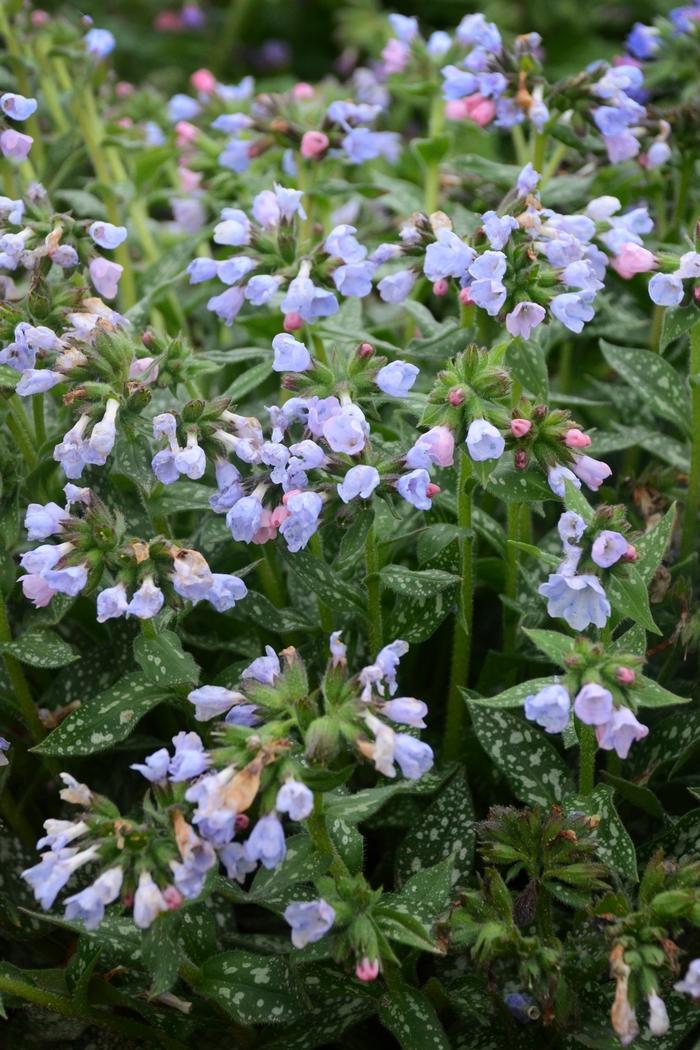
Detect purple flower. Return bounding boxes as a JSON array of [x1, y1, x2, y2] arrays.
[[213, 209, 251, 246], [424, 230, 475, 281], [596, 707, 648, 759], [133, 871, 167, 929], [207, 573, 247, 612], [482, 211, 518, 251], [0, 92, 38, 121], [333, 261, 376, 298], [279, 491, 323, 552], [63, 867, 123, 930], [524, 684, 571, 734], [324, 224, 367, 263], [168, 731, 210, 782], [245, 274, 281, 304], [505, 302, 545, 339], [517, 162, 540, 197], [396, 468, 432, 510], [243, 813, 286, 869], [538, 573, 610, 631], [627, 23, 660, 60], [337, 464, 380, 503], [85, 27, 115, 58], [466, 419, 505, 462], [591, 530, 628, 568], [342, 127, 400, 164], [42, 564, 88, 597], [227, 495, 264, 542], [96, 583, 128, 623], [151, 449, 179, 485], [126, 577, 164, 619], [322, 403, 368, 455], [377, 269, 417, 304], [16, 369, 64, 396], [284, 899, 335, 948], [281, 269, 338, 322], [187, 258, 218, 284], [0, 129, 33, 161], [242, 644, 280, 685], [547, 466, 581, 498], [648, 273, 684, 307], [376, 360, 419, 397], [207, 287, 246, 325], [88, 222, 127, 250], [441, 65, 478, 100], [276, 780, 313, 821], [89, 258, 123, 300], [557, 511, 586, 544], [272, 333, 312, 372], [394, 734, 434, 779], [219, 842, 257, 882], [550, 291, 596, 333], [574, 683, 614, 725], [405, 426, 454, 469], [572, 455, 612, 492], [382, 697, 428, 728], [24, 502, 69, 541], [22, 845, 100, 910], [674, 960, 700, 998], [130, 747, 170, 782]]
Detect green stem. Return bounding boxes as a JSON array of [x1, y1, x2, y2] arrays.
[[307, 793, 350, 879], [531, 131, 546, 172], [503, 502, 523, 654], [6, 396, 38, 470], [536, 885, 554, 940], [511, 125, 528, 166], [540, 142, 567, 191], [672, 153, 693, 234], [443, 449, 473, 761], [213, 0, 255, 75], [257, 543, 286, 609], [649, 304, 664, 353], [680, 320, 700, 561], [309, 532, 333, 634], [140, 619, 158, 640], [423, 90, 444, 214], [32, 393, 46, 446], [578, 723, 596, 796], [364, 522, 383, 654]]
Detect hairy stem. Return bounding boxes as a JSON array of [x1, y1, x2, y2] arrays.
[[578, 722, 596, 796], [443, 449, 474, 761], [423, 90, 445, 214], [680, 320, 700, 561], [365, 522, 383, 654], [0, 589, 44, 742]]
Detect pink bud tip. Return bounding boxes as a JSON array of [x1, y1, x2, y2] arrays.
[[458, 287, 473, 306], [235, 814, 250, 831], [355, 958, 380, 982], [694, 286, 700, 304], [357, 341, 374, 358], [510, 418, 532, 438], [163, 886, 184, 910], [282, 489, 303, 506], [514, 449, 529, 471], [448, 387, 465, 406], [115, 81, 134, 99], [292, 82, 314, 100], [191, 68, 217, 94], [426, 483, 441, 498], [31, 10, 50, 26], [623, 544, 637, 562], [615, 667, 636, 685], [281, 374, 299, 390], [141, 330, 154, 347], [122, 893, 134, 908], [300, 130, 329, 159], [283, 312, 303, 332], [175, 121, 199, 147], [117, 117, 133, 129], [432, 278, 449, 297], [564, 428, 591, 449]]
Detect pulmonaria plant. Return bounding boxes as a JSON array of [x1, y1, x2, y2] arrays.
[[1, 4, 700, 1049]]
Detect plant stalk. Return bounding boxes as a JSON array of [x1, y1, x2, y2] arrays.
[[680, 319, 700, 560], [365, 522, 383, 654], [443, 449, 474, 761]]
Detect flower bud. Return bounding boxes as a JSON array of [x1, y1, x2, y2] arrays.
[[235, 814, 250, 832], [426, 483, 440, 497], [162, 886, 184, 910], [305, 716, 341, 763], [355, 958, 380, 982], [564, 428, 591, 449], [514, 449, 529, 471], [284, 312, 303, 332], [300, 130, 329, 159], [510, 418, 531, 438], [615, 667, 636, 686], [292, 82, 314, 100], [623, 544, 637, 562], [191, 68, 217, 95], [458, 287, 473, 306], [357, 342, 374, 359], [447, 387, 465, 406], [432, 278, 449, 297], [533, 404, 548, 419]]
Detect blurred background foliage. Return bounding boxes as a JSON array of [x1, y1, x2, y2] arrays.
[[41, 0, 678, 89]]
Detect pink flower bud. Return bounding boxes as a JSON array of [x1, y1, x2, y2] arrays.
[[447, 93, 497, 128], [117, 117, 133, 129], [564, 428, 591, 449], [31, 10, 50, 26], [281, 374, 299, 390], [357, 342, 374, 359], [426, 483, 441, 497], [611, 243, 658, 280], [616, 667, 636, 685], [292, 82, 314, 100], [191, 68, 217, 94], [283, 312, 303, 332], [162, 886, 184, 910], [175, 121, 199, 148], [514, 449, 529, 471], [115, 81, 134, 99], [448, 387, 465, 406], [355, 958, 380, 982], [122, 893, 134, 908], [458, 286, 473, 306], [623, 544, 637, 562], [300, 130, 329, 159], [141, 330, 154, 347], [270, 505, 290, 528], [235, 814, 250, 831], [694, 286, 700, 304], [432, 278, 449, 297], [510, 418, 532, 438]]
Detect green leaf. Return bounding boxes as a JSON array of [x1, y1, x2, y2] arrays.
[[384, 856, 454, 930], [195, 950, 305, 1025], [634, 504, 676, 584], [337, 507, 374, 570], [379, 984, 451, 1050], [0, 629, 79, 668], [247, 834, 331, 906], [660, 304, 700, 351], [607, 565, 660, 635], [236, 590, 314, 633], [134, 630, 200, 687], [324, 784, 407, 824], [523, 629, 576, 666], [385, 587, 456, 643], [379, 566, 460, 599], [396, 770, 475, 890], [626, 708, 700, 778], [261, 966, 377, 1050], [610, 623, 647, 656], [601, 773, 666, 820], [563, 479, 595, 523], [142, 917, 182, 996], [280, 548, 366, 617], [468, 705, 573, 805], [506, 339, 549, 401], [466, 676, 554, 710], [484, 467, 553, 503], [32, 673, 171, 756], [225, 359, 273, 401], [600, 340, 690, 434], [411, 133, 452, 166], [566, 785, 637, 881], [633, 674, 689, 708], [66, 940, 102, 1008]]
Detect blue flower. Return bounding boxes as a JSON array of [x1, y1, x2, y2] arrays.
[[243, 813, 286, 869], [337, 465, 380, 503], [481, 211, 518, 251], [375, 360, 419, 396], [333, 260, 377, 298], [549, 291, 596, 333], [242, 645, 280, 685], [284, 899, 335, 948], [276, 780, 313, 821], [538, 573, 610, 631], [466, 419, 505, 462], [424, 229, 475, 281], [63, 867, 123, 930], [227, 495, 264, 542], [168, 731, 210, 782], [396, 468, 433, 510], [279, 491, 323, 552], [272, 333, 312, 372], [377, 269, 417, 304], [524, 684, 570, 733]]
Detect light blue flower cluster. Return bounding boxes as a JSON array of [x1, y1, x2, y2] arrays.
[[525, 680, 648, 758]]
